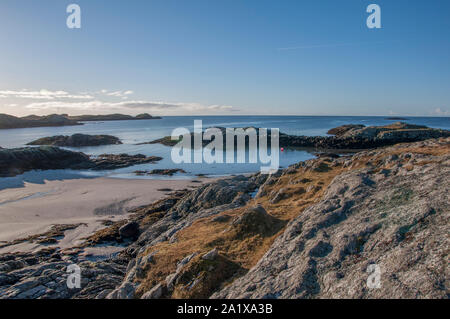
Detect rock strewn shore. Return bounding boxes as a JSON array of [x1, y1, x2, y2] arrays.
[[0, 146, 162, 177]]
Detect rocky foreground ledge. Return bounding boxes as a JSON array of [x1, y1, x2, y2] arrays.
[[0, 137, 448, 299], [0, 146, 162, 177]]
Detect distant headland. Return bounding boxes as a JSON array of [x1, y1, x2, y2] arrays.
[[0, 113, 162, 130]]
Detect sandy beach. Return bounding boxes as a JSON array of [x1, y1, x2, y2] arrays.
[[0, 176, 209, 254]]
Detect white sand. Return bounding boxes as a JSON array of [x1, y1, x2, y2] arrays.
[[0, 176, 209, 253]]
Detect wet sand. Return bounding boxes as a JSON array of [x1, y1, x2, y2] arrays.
[[0, 176, 209, 253]]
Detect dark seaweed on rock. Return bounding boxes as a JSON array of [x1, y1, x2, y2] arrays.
[[0, 146, 90, 177], [0, 146, 162, 177]]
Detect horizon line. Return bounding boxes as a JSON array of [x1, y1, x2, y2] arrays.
[[1, 112, 449, 119]]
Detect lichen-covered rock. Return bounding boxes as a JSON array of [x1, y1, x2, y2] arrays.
[[202, 249, 218, 261], [105, 282, 136, 299], [213, 139, 449, 299], [0, 248, 128, 300], [141, 283, 165, 299], [269, 188, 288, 204], [168, 175, 258, 219]]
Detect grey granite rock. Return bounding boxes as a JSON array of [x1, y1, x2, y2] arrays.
[[212, 139, 450, 299]]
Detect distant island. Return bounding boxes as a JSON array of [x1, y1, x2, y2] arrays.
[[0, 113, 161, 130], [67, 113, 161, 122], [385, 117, 408, 120]]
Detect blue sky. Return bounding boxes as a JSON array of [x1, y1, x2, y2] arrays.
[[0, 0, 449, 116]]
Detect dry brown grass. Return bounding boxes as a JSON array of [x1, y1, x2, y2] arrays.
[[171, 254, 244, 299], [135, 158, 350, 298], [81, 220, 127, 246], [0, 223, 87, 249], [386, 138, 450, 157]]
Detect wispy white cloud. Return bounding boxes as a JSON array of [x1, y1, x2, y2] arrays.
[[105, 90, 134, 98], [117, 100, 235, 111], [1, 88, 237, 115], [0, 89, 93, 100], [0, 89, 135, 100], [24, 100, 237, 113]]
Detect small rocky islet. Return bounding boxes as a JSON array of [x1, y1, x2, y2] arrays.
[[27, 134, 122, 147], [134, 169, 187, 176]]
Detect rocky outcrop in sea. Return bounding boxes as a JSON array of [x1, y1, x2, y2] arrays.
[[148, 122, 450, 151], [0, 146, 162, 177], [27, 134, 122, 147], [279, 122, 450, 149]]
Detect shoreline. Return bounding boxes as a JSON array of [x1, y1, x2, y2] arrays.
[[0, 175, 215, 254]]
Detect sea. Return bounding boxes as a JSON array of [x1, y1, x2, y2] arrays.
[[0, 116, 449, 189]]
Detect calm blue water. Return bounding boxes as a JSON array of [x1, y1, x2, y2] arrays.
[[0, 116, 448, 183]]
